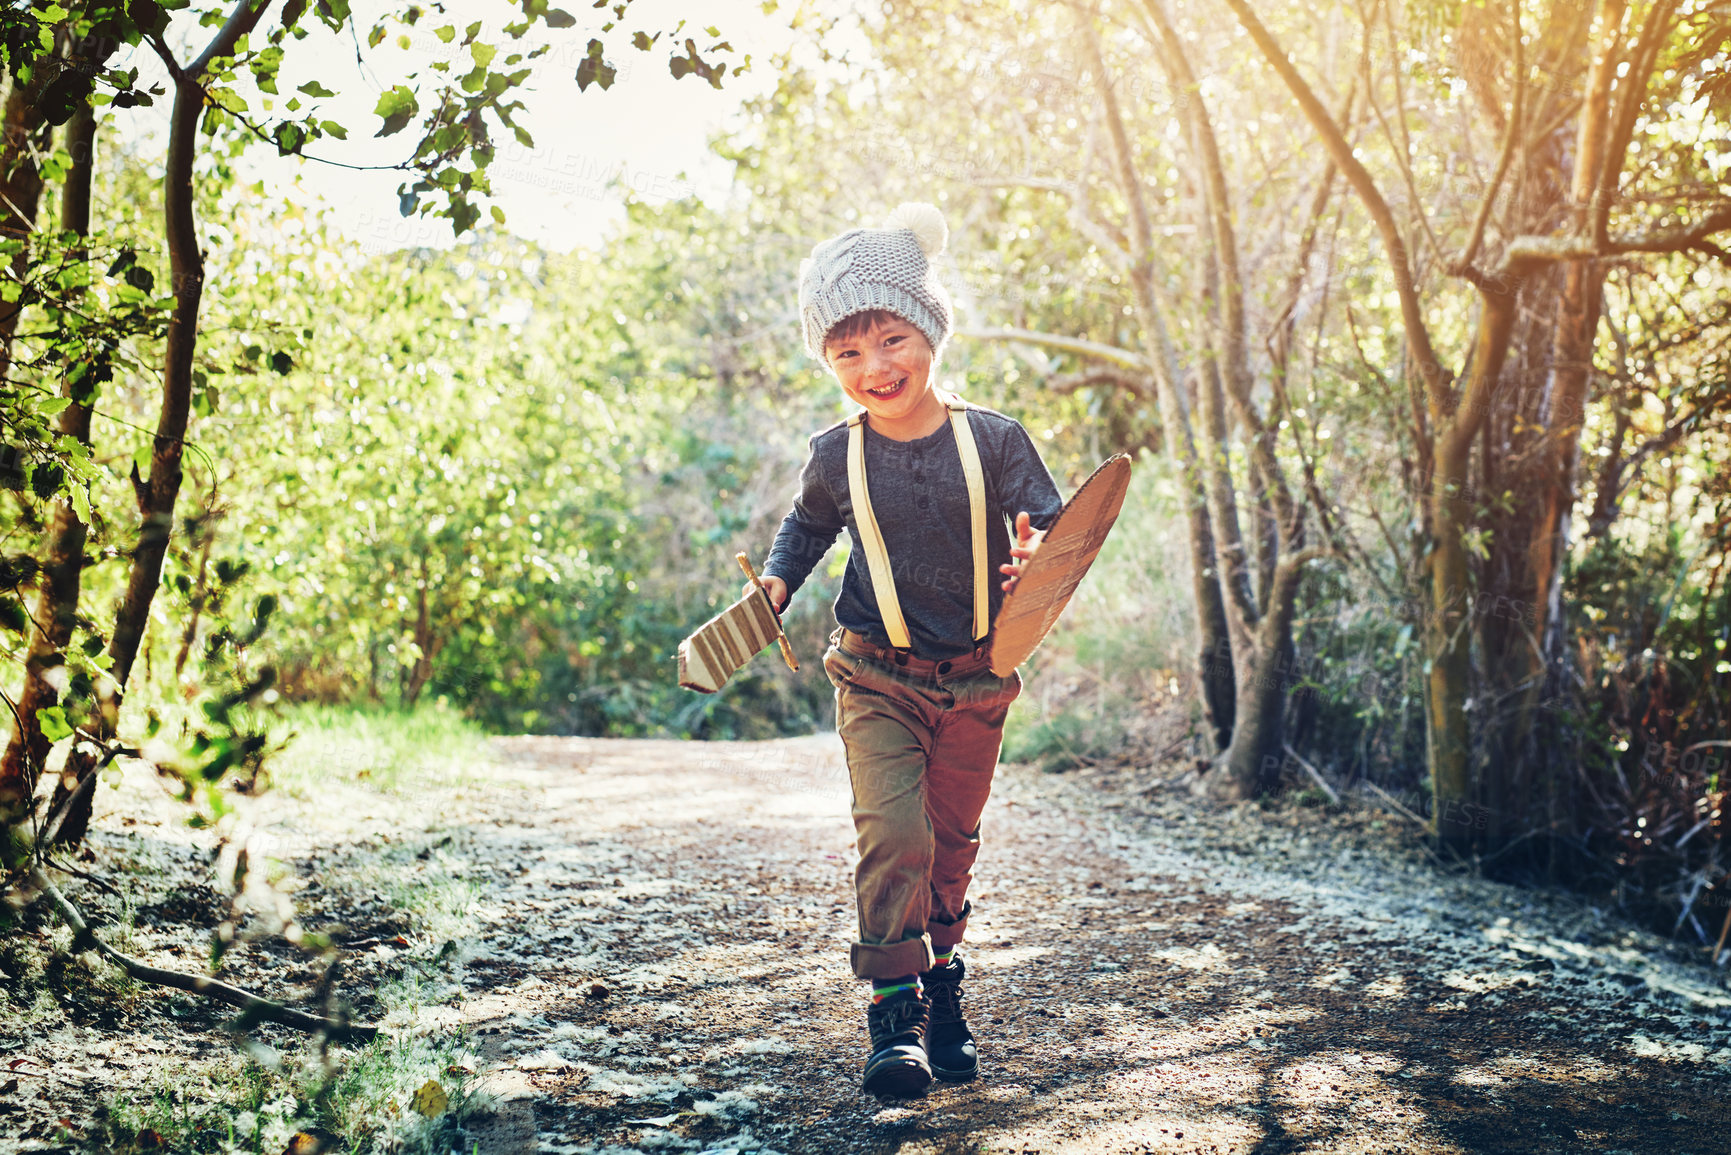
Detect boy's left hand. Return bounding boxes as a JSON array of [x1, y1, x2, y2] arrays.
[[999, 511, 1045, 594]]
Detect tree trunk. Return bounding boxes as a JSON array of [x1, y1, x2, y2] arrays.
[[1079, 13, 1238, 751], [1141, 0, 1316, 794], [0, 36, 63, 383], [1428, 286, 1522, 852], [1513, 0, 1632, 862], [402, 560, 441, 708], [52, 0, 275, 845], [0, 100, 92, 855], [1226, 550, 1322, 794]]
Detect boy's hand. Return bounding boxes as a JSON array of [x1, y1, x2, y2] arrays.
[[747, 574, 789, 614], [999, 511, 1045, 595]]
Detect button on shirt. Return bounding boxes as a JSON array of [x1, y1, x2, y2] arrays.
[[763, 403, 1065, 660]]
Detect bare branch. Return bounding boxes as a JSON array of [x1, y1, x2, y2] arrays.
[[1502, 204, 1731, 264], [1285, 742, 1340, 805], [1587, 400, 1727, 537], [956, 325, 1151, 369], [1223, 0, 1454, 422], [1591, 0, 1682, 250], [32, 867, 377, 1042], [1359, 0, 1445, 267], [190, 0, 277, 78], [1045, 367, 1153, 397], [1453, 0, 1524, 276]]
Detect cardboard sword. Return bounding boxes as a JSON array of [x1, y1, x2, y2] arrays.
[[677, 553, 799, 694]]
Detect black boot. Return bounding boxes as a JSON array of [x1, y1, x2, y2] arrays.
[[921, 954, 977, 1081], [862, 987, 932, 1098]]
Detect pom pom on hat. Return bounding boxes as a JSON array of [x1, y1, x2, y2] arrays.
[[884, 202, 947, 258]]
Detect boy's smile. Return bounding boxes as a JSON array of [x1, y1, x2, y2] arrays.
[[825, 315, 948, 441]]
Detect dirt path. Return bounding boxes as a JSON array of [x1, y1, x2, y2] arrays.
[[441, 735, 1731, 1155]]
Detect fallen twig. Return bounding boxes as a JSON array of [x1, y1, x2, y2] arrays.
[[1283, 744, 1341, 806], [42, 854, 122, 898], [1359, 780, 1427, 827], [30, 867, 377, 1042]]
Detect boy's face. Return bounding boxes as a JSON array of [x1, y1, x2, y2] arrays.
[[824, 315, 939, 428]]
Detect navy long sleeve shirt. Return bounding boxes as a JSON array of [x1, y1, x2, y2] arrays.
[[762, 402, 1064, 660]]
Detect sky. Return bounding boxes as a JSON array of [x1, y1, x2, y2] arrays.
[[116, 0, 869, 254]]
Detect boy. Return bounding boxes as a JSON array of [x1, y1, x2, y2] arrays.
[[751, 203, 1063, 1098]]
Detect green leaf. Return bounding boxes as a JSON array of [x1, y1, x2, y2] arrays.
[[39, 69, 96, 126], [315, 0, 351, 32], [270, 351, 293, 375], [127, 0, 169, 38], [36, 396, 70, 417], [544, 8, 576, 27], [36, 706, 72, 743], [206, 86, 248, 115], [491, 204, 506, 224], [321, 119, 347, 140], [435, 24, 455, 42], [374, 85, 418, 137], [297, 80, 336, 97], [471, 42, 495, 68], [576, 40, 615, 92], [29, 461, 63, 499], [274, 121, 306, 155]]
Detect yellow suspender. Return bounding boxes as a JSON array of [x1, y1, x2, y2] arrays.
[[949, 397, 992, 639], [846, 395, 990, 649]]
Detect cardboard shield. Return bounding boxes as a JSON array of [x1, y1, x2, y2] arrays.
[[988, 453, 1133, 676]]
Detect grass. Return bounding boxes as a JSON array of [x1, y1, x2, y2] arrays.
[[93, 1023, 488, 1155], [88, 830, 489, 1155], [59, 704, 502, 1154], [265, 701, 499, 798], [1002, 702, 1132, 773]]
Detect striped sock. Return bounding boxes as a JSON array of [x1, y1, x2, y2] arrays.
[[871, 975, 923, 1004], [931, 947, 954, 969]]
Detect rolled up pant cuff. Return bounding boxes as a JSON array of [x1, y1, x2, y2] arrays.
[[851, 936, 936, 980], [927, 900, 971, 954]]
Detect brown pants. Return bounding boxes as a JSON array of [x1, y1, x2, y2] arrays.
[[823, 627, 1023, 979]]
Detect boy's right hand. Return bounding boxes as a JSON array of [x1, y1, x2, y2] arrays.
[[747, 574, 789, 614]]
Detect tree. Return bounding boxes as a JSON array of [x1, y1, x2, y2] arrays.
[[1222, 0, 1730, 853], [3, 0, 747, 851]]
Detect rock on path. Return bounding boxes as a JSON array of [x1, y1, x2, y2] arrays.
[[445, 734, 1731, 1155]]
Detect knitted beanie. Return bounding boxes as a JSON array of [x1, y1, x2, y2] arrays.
[[798, 202, 954, 365]]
